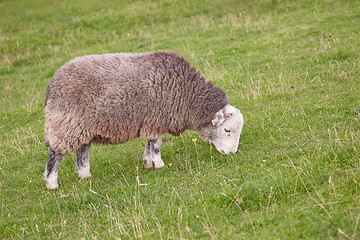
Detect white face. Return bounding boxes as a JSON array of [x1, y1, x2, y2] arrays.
[[199, 104, 244, 154]]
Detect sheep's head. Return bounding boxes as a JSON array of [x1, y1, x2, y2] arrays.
[[199, 104, 243, 154]]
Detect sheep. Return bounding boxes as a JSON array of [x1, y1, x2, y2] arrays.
[[44, 51, 244, 189]]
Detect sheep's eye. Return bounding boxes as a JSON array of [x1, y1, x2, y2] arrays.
[[224, 128, 231, 133]]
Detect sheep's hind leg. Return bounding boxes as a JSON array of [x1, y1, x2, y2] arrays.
[[76, 144, 91, 179], [143, 138, 165, 169], [44, 148, 63, 189]]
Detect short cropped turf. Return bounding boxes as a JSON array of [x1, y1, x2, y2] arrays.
[[0, 0, 359, 239]]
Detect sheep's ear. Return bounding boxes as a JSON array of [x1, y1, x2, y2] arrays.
[[212, 110, 225, 126]]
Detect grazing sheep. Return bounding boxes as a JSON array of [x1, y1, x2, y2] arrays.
[[44, 51, 244, 189]]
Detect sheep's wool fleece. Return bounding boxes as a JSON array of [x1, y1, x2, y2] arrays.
[[45, 51, 228, 154]]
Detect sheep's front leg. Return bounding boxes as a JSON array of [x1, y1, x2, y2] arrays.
[[143, 140, 151, 166], [76, 144, 91, 179], [143, 138, 165, 169], [44, 147, 63, 189]]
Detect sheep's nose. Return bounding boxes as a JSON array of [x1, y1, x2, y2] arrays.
[[226, 148, 238, 155]]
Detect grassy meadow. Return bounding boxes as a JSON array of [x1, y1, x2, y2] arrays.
[[0, 0, 359, 239]]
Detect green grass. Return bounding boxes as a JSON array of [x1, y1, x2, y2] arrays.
[[1, 0, 359, 239]]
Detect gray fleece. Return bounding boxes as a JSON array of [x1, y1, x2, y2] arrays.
[[45, 51, 228, 154]]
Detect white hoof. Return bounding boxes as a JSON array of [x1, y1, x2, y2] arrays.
[[44, 174, 59, 189], [78, 165, 91, 179], [154, 160, 165, 169], [144, 157, 165, 169]]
